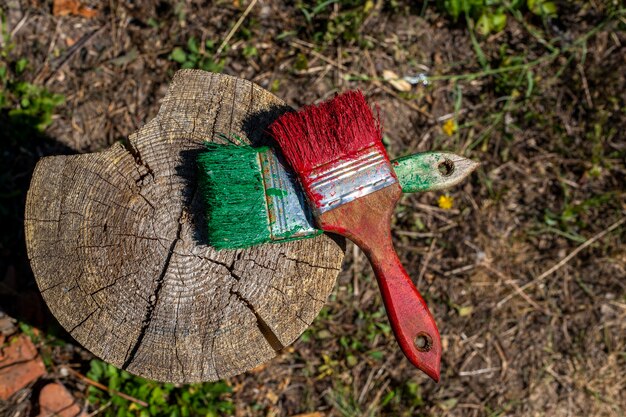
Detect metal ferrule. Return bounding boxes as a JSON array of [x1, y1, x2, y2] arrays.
[[258, 149, 318, 241], [304, 145, 397, 215]]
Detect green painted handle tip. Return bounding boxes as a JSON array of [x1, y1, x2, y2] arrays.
[[393, 152, 479, 193]]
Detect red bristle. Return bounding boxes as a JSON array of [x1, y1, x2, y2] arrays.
[[269, 91, 383, 174]]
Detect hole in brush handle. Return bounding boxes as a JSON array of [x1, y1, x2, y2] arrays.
[[414, 332, 433, 352]]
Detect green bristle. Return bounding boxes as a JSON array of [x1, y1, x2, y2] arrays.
[[197, 143, 271, 250]]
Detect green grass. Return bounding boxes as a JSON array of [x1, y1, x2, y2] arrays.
[[86, 360, 235, 417]]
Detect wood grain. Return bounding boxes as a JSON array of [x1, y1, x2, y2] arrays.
[[24, 70, 345, 383]]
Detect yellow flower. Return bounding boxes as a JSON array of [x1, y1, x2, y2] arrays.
[[438, 195, 454, 210], [442, 119, 457, 136]]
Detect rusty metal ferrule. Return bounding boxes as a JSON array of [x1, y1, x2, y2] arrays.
[[258, 149, 319, 240], [304, 145, 398, 215]]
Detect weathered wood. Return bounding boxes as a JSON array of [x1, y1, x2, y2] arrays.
[[24, 70, 345, 383]]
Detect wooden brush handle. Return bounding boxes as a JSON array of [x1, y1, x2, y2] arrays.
[[365, 229, 441, 381], [318, 185, 441, 382]]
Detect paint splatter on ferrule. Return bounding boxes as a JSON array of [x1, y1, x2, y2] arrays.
[[302, 144, 398, 215], [258, 149, 319, 240]]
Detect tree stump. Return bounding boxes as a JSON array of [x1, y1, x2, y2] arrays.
[[24, 70, 345, 383]]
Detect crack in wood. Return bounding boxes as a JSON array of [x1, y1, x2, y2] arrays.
[[282, 254, 342, 272], [89, 271, 138, 297], [305, 290, 326, 304], [173, 295, 186, 381], [69, 308, 98, 333], [229, 289, 284, 352], [121, 215, 184, 370], [121, 139, 155, 186]]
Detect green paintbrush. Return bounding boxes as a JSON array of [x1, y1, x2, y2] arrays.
[[198, 142, 478, 250]]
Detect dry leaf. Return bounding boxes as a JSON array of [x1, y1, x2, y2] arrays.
[[290, 413, 324, 417], [249, 362, 266, 373], [382, 69, 412, 92], [53, 0, 97, 18], [265, 390, 279, 404], [277, 376, 291, 391]]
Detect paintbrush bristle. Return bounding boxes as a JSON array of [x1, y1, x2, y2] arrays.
[[197, 143, 271, 249], [269, 90, 383, 174], [198, 142, 322, 249]]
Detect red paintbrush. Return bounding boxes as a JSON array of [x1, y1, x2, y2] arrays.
[[269, 91, 441, 381]]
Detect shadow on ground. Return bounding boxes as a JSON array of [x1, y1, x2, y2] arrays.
[[0, 113, 76, 342]]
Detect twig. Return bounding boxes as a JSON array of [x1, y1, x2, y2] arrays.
[[214, 0, 259, 57], [417, 238, 437, 287], [352, 243, 360, 296], [87, 400, 112, 417], [426, 50, 560, 83], [459, 367, 500, 376], [493, 338, 508, 379], [41, 25, 106, 85], [290, 40, 349, 71], [66, 367, 148, 407], [378, 84, 434, 120], [358, 366, 377, 404], [395, 230, 437, 238], [483, 263, 546, 313], [363, 379, 391, 416], [497, 216, 625, 308], [578, 63, 593, 108], [10, 11, 29, 38], [443, 264, 475, 276]]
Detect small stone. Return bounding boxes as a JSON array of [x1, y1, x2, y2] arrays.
[[316, 329, 332, 339], [383, 70, 412, 92], [0, 334, 46, 400], [37, 382, 87, 417]]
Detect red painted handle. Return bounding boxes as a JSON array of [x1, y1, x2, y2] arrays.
[[316, 185, 441, 380], [364, 234, 441, 382]]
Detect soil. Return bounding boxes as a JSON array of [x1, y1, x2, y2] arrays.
[[1, 0, 624, 416]]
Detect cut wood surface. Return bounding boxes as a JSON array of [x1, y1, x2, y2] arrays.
[[24, 70, 345, 383]]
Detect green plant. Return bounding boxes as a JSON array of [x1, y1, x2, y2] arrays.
[[169, 37, 225, 72], [242, 45, 258, 58], [296, 0, 374, 45], [0, 11, 64, 133], [325, 381, 363, 417], [86, 360, 235, 417], [494, 47, 536, 96], [1, 75, 65, 131], [439, 0, 558, 35], [542, 192, 618, 240], [527, 0, 557, 17]]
